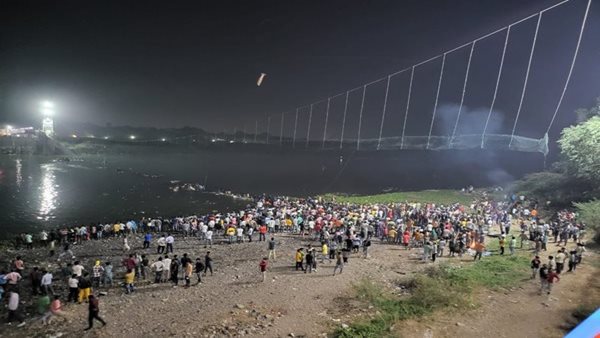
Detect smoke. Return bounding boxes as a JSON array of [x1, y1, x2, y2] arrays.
[[436, 103, 505, 136]]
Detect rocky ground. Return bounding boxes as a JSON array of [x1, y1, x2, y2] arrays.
[[1, 234, 596, 338]]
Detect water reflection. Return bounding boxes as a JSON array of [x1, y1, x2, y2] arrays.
[[15, 159, 22, 188], [39, 164, 58, 220]]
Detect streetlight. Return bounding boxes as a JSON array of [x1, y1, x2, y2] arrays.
[[161, 138, 166, 142], [40, 101, 55, 137], [104, 136, 110, 140], [129, 135, 136, 140]]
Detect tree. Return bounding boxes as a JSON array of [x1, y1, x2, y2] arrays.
[[575, 97, 600, 123], [574, 199, 600, 244], [558, 116, 600, 184]]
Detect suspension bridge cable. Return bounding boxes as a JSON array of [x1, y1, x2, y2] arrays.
[[509, 12, 542, 149], [306, 104, 313, 148], [279, 112, 284, 147], [546, 0, 593, 135], [340, 91, 349, 150], [451, 42, 476, 145], [266, 116, 271, 144], [427, 53, 447, 149], [481, 27, 511, 149], [401, 66, 415, 150], [356, 85, 367, 151], [377, 75, 392, 150], [292, 108, 299, 148], [322, 98, 331, 149]]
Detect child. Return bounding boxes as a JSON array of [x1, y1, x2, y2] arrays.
[[124, 269, 135, 294]]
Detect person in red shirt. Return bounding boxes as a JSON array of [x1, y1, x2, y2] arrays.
[[259, 224, 267, 242], [546, 270, 560, 295], [259, 257, 268, 282]]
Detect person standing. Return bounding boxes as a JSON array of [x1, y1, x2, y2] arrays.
[[530, 256, 541, 279], [92, 261, 104, 288], [151, 257, 164, 283], [305, 250, 314, 274], [124, 269, 135, 294], [333, 251, 343, 276], [67, 274, 79, 303], [162, 255, 171, 283], [205, 229, 213, 248], [30, 267, 42, 296], [295, 248, 305, 272], [555, 249, 567, 274], [103, 262, 113, 287], [157, 235, 166, 254], [474, 241, 485, 261], [165, 234, 174, 253], [259, 257, 268, 282], [7, 291, 25, 326], [41, 269, 54, 295], [184, 261, 193, 287], [509, 236, 517, 255], [259, 224, 267, 242], [499, 235, 506, 255], [539, 264, 549, 295], [203, 251, 214, 276], [143, 232, 152, 249], [84, 295, 106, 330], [268, 237, 277, 261], [78, 272, 93, 303]]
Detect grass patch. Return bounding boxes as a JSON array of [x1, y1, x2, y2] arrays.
[[322, 190, 474, 206], [335, 255, 530, 337]]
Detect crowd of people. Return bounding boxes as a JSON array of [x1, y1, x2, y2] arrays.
[[0, 192, 590, 331]]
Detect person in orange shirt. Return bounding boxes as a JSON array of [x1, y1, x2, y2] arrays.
[[474, 242, 486, 260]]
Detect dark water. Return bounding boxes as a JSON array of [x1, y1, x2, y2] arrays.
[[0, 148, 544, 236]]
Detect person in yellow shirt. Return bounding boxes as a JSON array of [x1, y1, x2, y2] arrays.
[[320, 242, 331, 263], [295, 248, 305, 272], [113, 222, 121, 237], [226, 226, 236, 244], [124, 268, 135, 294], [388, 228, 397, 242]]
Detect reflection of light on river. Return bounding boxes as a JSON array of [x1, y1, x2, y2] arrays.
[[15, 159, 22, 187], [39, 164, 58, 220]]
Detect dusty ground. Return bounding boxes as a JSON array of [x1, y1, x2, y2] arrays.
[[1, 235, 597, 338]]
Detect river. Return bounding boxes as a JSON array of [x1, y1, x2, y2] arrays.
[[0, 148, 543, 236]]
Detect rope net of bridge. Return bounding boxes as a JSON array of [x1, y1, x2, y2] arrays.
[[208, 0, 592, 156]]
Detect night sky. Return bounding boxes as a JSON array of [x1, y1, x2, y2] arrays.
[[1, 0, 599, 142]]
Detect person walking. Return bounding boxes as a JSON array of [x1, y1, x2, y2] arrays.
[[84, 295, 106, 331], [194, 258, 204, 285]]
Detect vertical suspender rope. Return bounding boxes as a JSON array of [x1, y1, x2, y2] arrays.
[[322, 98, 331, 149], [292, 108, 299, 148], [242, 125, 246, 143], [509, 12, 542, 149], [266, 116, 271, 145], [426, 53, 447, 149], [482, 27, 511, 149], [340, 91, 349, 150], [254, 120, 258, 143], [546, 0, 592, 135], [401, 66, 415, 150], [377, 75, 392, 150], [233, 127, 237, 142], [279, 112, 284, 147], [450, 42, 476, 146], [356, 85, 367, 151], [306, 104, 313, 148]]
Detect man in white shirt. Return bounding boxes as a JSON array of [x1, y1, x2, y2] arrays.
[[162, 255, 171, 283], [165, 234, 174, 253], [72, 261, 84, 277], [41, 270, 54, 295], [205, 230, 213, 248], [151, 257, 164, 283], [8, 291, 25, 326], [200, 223, 208, 240]]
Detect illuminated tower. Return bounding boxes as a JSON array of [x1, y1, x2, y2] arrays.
[[40, 101, 55, 137]]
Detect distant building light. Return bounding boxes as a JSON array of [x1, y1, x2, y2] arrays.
[[211, 139, 216, 143], [161, 138, 166, 142], [6, 125, 12, 130], [229, 140, 235, 144], [129, 135, 136, 140], [104, 136, 109, 140], [71, 134, 78, 138], [89, 135, 95, 138], [41, 101, 54, 109]]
